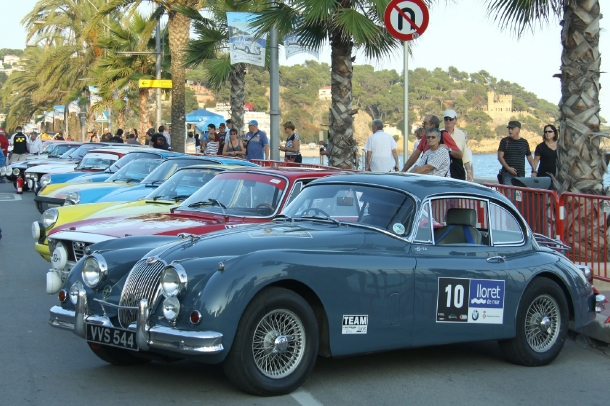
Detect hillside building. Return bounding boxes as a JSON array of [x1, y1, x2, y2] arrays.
[[318, 86, 331, 100], [484, 91, 515, 125]]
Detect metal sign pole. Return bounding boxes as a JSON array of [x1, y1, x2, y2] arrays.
[[155, 19, 162, 129], [403, 41, 408, 164], [269, 0, 280, 161]]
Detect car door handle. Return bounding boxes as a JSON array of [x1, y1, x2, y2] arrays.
[[487, 256, 506, 263]]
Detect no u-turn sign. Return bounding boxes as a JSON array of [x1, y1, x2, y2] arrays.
[[384, 0, 429, 41]]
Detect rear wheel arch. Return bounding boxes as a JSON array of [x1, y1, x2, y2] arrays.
[[528, 272, 574, 322], [268, 279, 331, 357]]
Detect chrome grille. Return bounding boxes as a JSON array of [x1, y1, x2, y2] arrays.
[[72, 241, 90, 261], [118, 258, 166, 328]]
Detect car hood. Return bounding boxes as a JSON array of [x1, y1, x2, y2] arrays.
[[42, 181, 131, 199], [148, 221, 366, 264], [94, 184, 152, 202], [67, 172, 112, 183], [52, 212, 224, 238], [26, 163, 78, 174]]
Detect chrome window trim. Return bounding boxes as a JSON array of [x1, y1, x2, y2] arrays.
[[410, 200, 433, 244]]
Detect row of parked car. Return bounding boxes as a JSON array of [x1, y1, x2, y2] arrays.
[[10, 141, 605, 396]]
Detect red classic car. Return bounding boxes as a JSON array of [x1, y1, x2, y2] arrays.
[[46, 167, 344, 262]]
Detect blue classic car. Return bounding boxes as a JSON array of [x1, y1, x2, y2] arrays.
[[38, 149, 184, 190], [91, 156, 258, 203], [48, 173, 601, 396]]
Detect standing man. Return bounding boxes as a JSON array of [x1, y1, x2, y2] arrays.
[[145, 128, 155, 146], [9, 126, 29, 163], [364, 119, 399, 172], [110, 129, 124, 143], [217, 123, 227, 155], [28, 132, 44, 154], [159, 125, 171, 146], [225, 119, 234, 132], [410, 128, 451, 177], [498, 120, 536, 185], [0, 129, 8, 182], [441, 110, 467, 180], [126, 133, 141, 145], [243, 120, 269, 161], [101, 128, 112, 142], [401, 115, 462, 172]]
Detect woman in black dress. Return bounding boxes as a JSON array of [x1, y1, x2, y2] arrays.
[[533, 124, 558, 178]]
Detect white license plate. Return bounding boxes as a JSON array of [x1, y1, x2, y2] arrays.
[[86, 324, 138, 351]]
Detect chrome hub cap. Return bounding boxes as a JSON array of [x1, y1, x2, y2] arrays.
[[525, 294, 560, 352], [252, 309, 305, 379]]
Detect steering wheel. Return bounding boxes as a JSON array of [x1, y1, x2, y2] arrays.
[[255, 203, 275, 214], [302, 207, 331, 218]]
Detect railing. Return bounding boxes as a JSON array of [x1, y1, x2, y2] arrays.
[[484, 183, 609, 282], [251, 159, 345, 171]]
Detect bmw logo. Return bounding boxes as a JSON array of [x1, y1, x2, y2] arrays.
[[472, 310, 479, 320]]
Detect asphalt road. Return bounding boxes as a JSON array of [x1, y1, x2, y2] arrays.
[[0, 182, 609, 406]]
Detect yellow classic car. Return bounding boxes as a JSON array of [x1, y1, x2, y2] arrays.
[[33, 165, 235, 262]]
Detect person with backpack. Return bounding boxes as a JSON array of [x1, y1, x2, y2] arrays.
[[278, 121, 302, 163]]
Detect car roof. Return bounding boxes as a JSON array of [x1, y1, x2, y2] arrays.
[[215, 167, 346, 180], [310, 172, 511, 203], [178, 164, 245, 171]]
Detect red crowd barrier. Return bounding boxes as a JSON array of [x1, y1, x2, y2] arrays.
[[484, 183, 609, 282], [250, 159, 344, 171]]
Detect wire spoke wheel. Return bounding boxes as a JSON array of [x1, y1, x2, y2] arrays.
[[524, 294, 560, 352], [252, 309, 305, 379]]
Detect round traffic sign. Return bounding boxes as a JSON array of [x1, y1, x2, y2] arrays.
[[384, 0, 429, 41]]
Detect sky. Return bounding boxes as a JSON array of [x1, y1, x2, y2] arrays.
[[4, 0, 610, 119]]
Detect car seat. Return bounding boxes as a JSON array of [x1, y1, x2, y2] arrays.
[[434, 208, 482, 245], [361, 202, 394, 229]]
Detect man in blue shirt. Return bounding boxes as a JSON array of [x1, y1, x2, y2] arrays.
[[243, 120, 269, 161]]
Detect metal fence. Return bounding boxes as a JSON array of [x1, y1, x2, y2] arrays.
[[484, 183, 609, 282]]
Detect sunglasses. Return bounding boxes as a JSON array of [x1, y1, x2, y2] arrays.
[[422, 121, 429, 126], [544, 130, 554, 133], [444, 117, 455, 121], [426, 135, 437, 140]]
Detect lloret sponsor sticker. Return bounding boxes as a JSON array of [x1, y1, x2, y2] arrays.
[[342, 315, 368, 334]]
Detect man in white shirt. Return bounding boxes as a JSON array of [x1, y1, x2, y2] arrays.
[[441, 109, 468, 180], [28, 132, 44, 154], [364, 119, 399, 172]]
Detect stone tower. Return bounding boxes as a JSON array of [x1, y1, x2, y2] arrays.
[[486, 90, 514, 125]]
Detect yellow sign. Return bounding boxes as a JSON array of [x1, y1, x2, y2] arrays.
[[138, 79, 173, 89]]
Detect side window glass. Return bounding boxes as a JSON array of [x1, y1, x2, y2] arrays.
[[286, 181, 304, 206], [414, 202, 433, 243], [431, 198, 489, 246], [490, 203, 524, 245]]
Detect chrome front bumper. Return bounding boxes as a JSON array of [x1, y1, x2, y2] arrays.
[[49, 290, 224, 355]]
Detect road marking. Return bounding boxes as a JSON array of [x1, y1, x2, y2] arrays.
[[291, 388, 323, 406], [0, 193, 22, 201]]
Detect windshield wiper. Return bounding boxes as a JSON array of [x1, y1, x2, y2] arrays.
[[173, 195, 191, 202], [145, 179, 165, 186], [273, 214, 293, 222], [113, 178, 140, 183], [188, 198, 228, 219], [300, 214, 340, 226]]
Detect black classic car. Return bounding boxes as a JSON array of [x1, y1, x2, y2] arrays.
[[48, 173, 600, 396]]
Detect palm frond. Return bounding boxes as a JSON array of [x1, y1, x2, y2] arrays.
[[485, 0, 562, 36]]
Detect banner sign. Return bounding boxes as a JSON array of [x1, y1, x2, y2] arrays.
[[283, 34, 319, 59], [227, 12, 266, 67]]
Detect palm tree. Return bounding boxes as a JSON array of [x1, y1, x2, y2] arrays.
[[93, 12, 159, 141], [183, 0, 263, 134], [254, 0, 399, 168], [93, 0, 204, 152], [486, 0, 603, 195]]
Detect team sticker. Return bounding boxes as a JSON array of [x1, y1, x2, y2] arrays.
[[436, 277, 505, 324], [342, 315, 368, 334]]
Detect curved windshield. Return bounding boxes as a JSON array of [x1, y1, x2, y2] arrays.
[[141, 158, 211, 185], [107, 152, 161, 173], [76, 153, 119, 170], [282, 184, 416, 235], [69, 144, 103, 159], [177, 172, 287, 217], [145, 167, 226, 201], [106, 158, 159, 183], [55, 145, 78, 158]]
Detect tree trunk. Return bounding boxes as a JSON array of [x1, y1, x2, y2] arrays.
[[556, 0, 604, 194], [138, 88, 149, 144], [229, 63, 246, 136], [167, 10, 190, 153], [117, 108, 126, 130], [328, 23, 359, 169]]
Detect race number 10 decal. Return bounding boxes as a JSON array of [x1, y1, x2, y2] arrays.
[[437, 277, 505, 324]]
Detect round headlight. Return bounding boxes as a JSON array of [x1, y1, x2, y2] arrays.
[[65, 191, 80, 205], [162, 296, 180, 322], [32, 221, 43, 240], [69, 281, 84, 305], [160, 265, 188, 297], [81, 254, 108, 288], [41, 208, 59, 229], [12, 168, 20, 176], [40, 174, 51, 188], [51, 242, 68, 270]]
